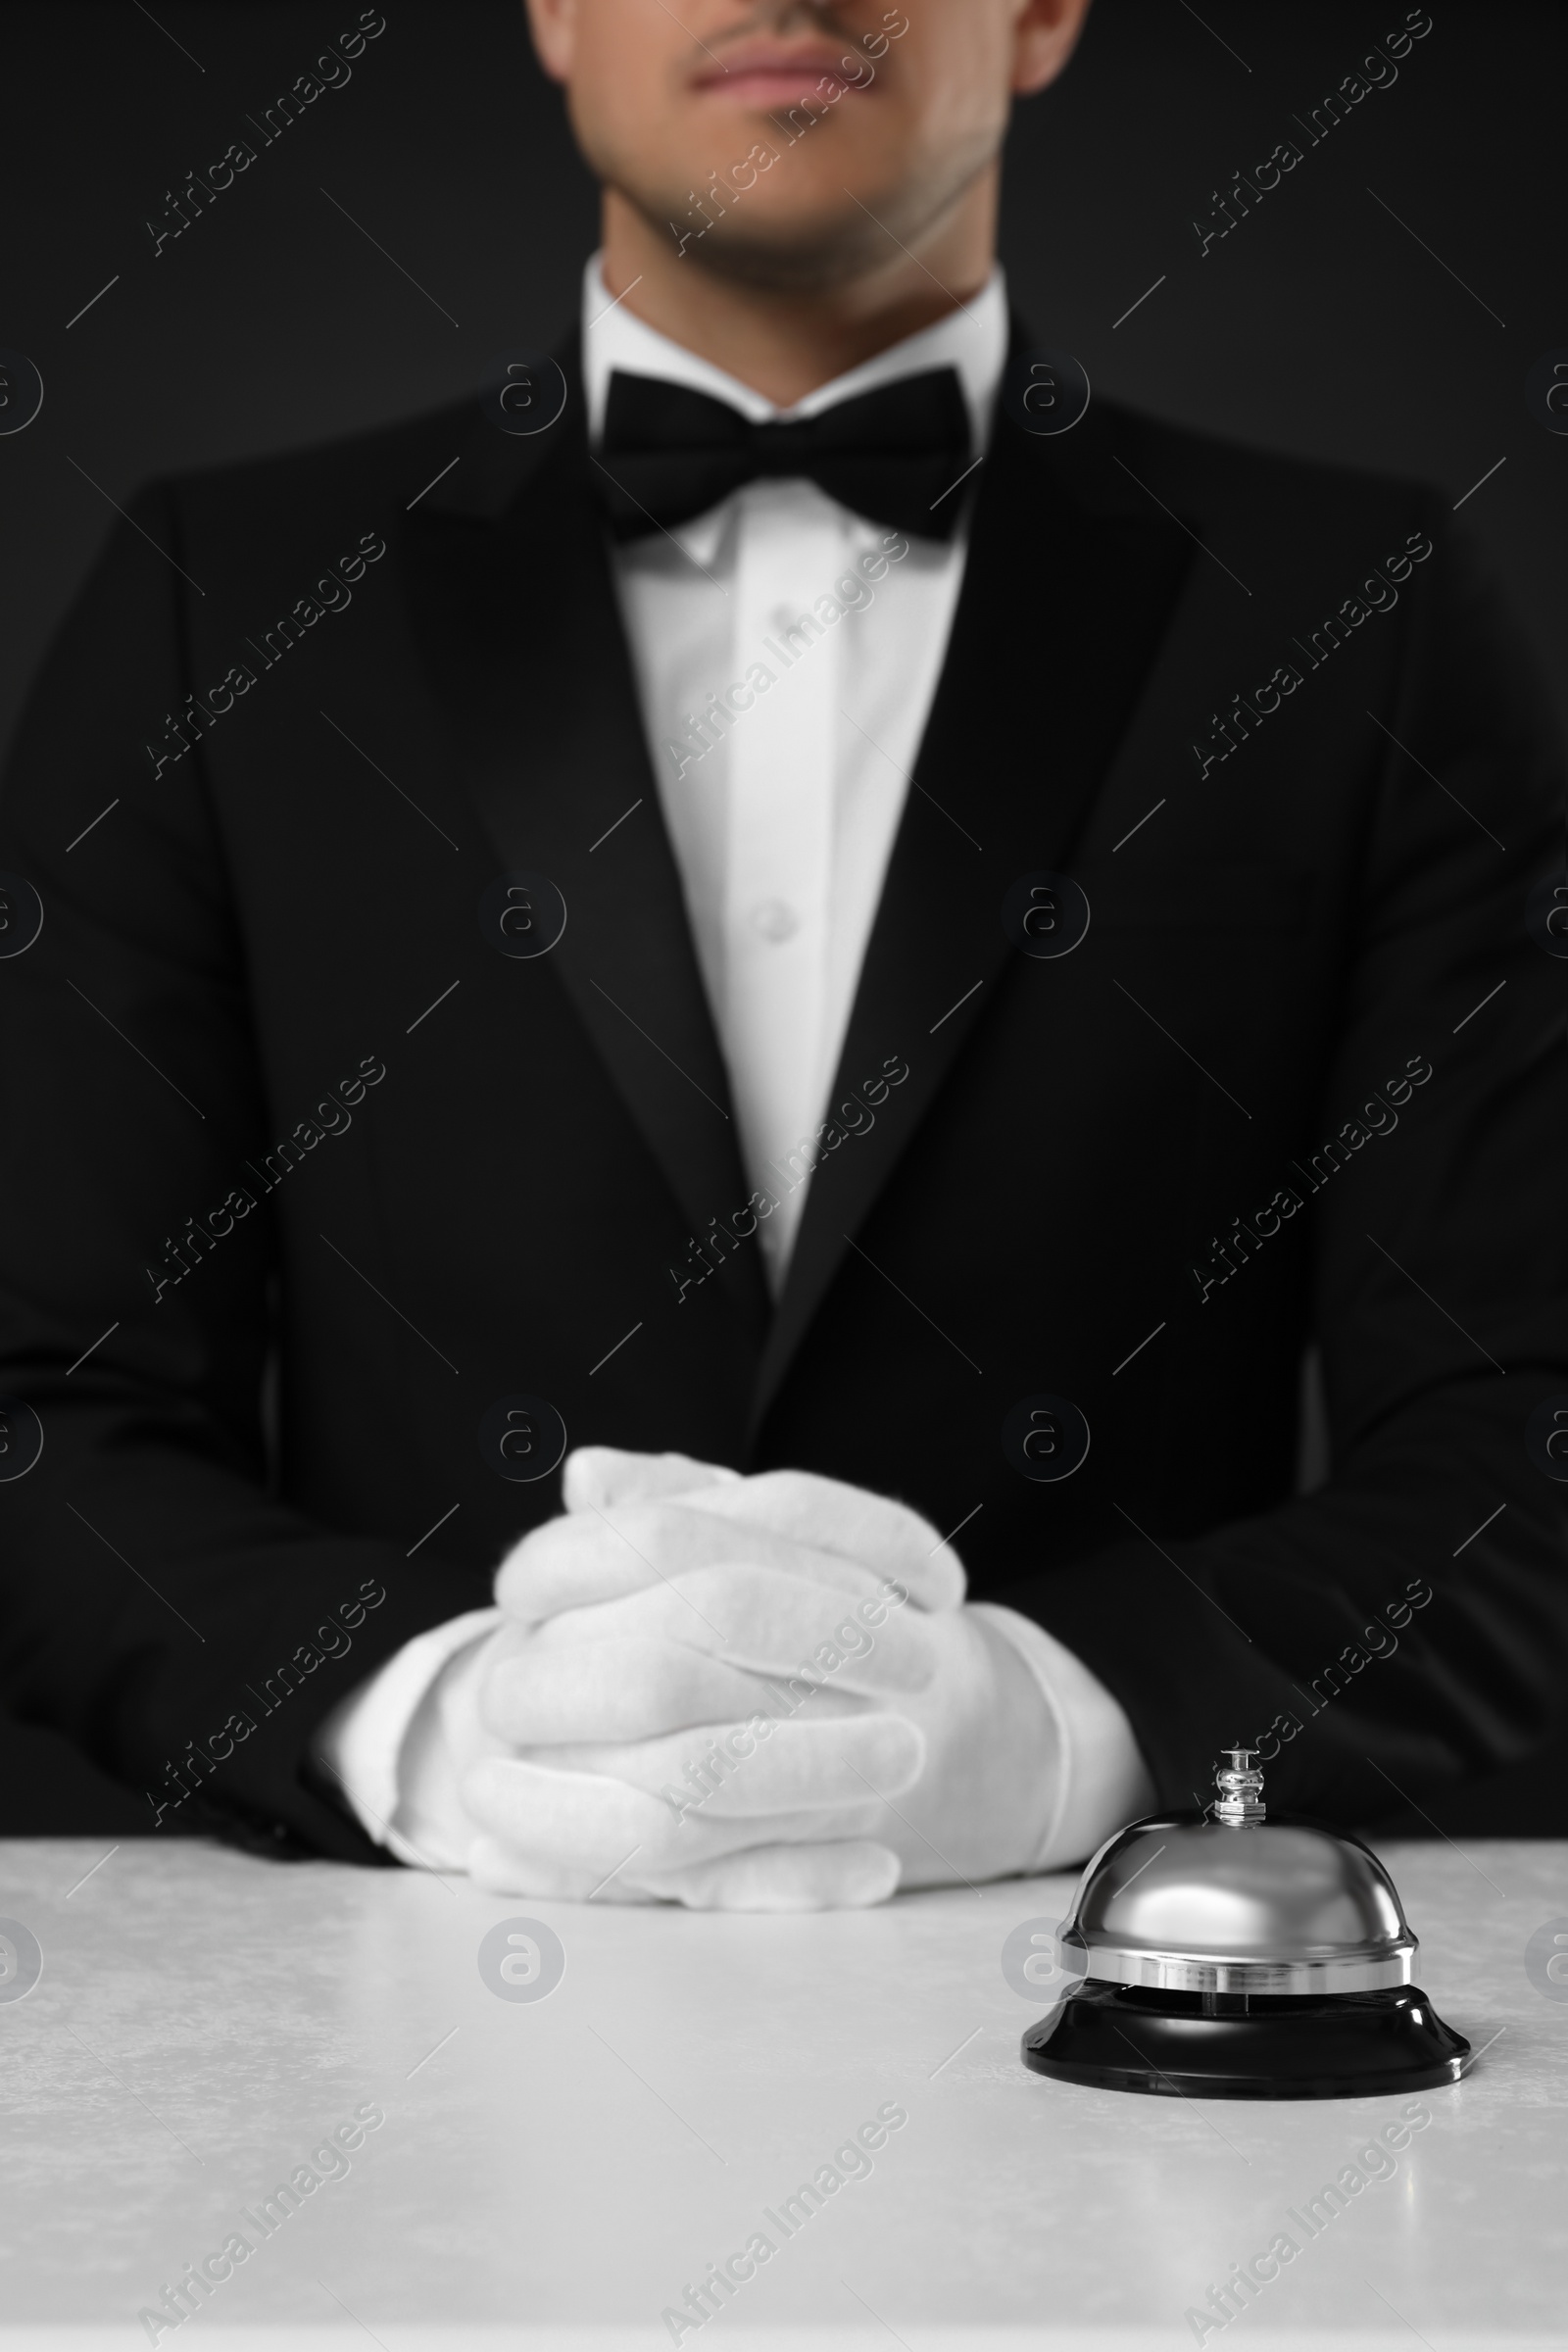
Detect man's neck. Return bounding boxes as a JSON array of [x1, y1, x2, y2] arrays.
[[596, 178, 998, 408]]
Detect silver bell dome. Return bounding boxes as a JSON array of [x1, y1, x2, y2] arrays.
[[1055, 1748, 1418, 1996]]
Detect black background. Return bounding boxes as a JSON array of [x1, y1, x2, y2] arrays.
[[2, 0, 1562, 1835]]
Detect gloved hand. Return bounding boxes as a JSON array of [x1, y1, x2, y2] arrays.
[[451, 1447, 1060, 1909]]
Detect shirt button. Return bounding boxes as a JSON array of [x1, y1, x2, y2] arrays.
[[749, 898, 800, 944]]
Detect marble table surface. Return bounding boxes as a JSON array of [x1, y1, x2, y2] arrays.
[[0, 1835, 1564, 2350]]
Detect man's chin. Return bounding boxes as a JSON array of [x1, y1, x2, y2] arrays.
[[631, 189, 895, 294]]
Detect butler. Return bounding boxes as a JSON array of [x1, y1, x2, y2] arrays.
[[1, 0, 1563, 1905]]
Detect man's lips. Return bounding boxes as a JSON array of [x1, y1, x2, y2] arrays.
[[691, 47, 874, 104]]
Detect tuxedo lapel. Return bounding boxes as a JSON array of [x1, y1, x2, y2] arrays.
[[750, 366, 1196, 1435], [400, 332, 770, 1352]]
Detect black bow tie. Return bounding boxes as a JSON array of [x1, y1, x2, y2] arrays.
[[594, 366, 972, 544]]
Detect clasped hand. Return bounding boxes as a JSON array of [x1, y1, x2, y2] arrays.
[[406, 1447, 1057, 1909]]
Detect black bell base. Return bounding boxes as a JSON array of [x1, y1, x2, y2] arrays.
[[1022, 1980, 1469, 2100]]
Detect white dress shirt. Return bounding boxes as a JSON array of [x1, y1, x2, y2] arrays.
[[587, 258, 1001, 1285], [316, 260, 1152, 1871]]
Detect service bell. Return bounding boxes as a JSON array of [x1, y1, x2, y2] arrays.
[[1021, 1748, 1470, 2099]]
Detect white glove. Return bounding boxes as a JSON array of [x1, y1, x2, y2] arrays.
[[454, 1447, 1060, 1908]]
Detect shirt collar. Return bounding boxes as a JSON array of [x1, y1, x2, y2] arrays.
[[581, 252, 1007, 467]]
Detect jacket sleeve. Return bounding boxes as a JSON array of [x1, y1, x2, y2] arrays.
[[0, 486, 489, 1859], [1011, 501, 1568, 1825]]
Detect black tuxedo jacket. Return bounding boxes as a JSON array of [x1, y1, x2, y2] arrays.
[[2, 321, 1564, 1862]]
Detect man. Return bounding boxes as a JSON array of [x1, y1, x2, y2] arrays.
[[0, 0, 1563, 1906]]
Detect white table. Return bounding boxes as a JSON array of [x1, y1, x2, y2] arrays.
[[1, 1837, 1564, 2349]]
